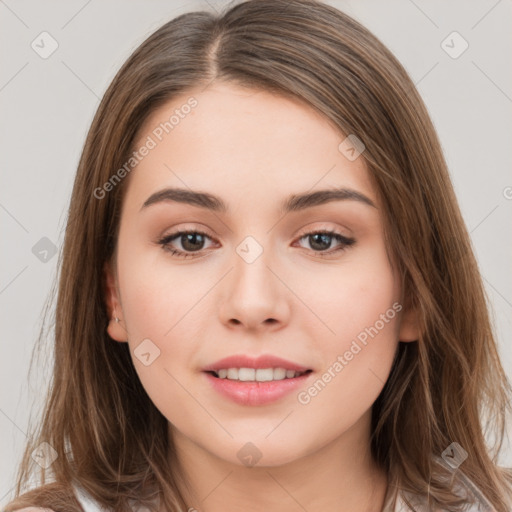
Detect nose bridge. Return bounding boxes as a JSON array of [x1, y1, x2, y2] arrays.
[[219, 232, 289, 329], [232, 233, 277, 300]]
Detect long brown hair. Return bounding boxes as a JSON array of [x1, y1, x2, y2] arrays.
[[5, 1, 512, 511]]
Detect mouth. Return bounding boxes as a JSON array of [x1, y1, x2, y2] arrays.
[[205, 368, 313, 382], [202, 367, 314, 406], [201, 354, 314, 405]]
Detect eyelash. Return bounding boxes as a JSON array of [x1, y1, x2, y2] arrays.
[[157, 228, 356, 259]]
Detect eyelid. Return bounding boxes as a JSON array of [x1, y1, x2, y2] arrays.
[[294, 221, 353, 238], [157, 223, 216, 241], [157, 222, 351, 244]]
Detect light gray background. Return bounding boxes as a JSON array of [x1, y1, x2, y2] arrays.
[[1, 0, 511, 506]]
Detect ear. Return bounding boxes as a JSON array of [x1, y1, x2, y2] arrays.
[[103, 260, 128, 343], [398, 305, 420, 342]]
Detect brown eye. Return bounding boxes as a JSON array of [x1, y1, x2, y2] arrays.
[[157, 230, 215, 258]]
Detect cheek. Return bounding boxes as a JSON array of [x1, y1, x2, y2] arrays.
[[115, 244, 208, 405], [293, 244, 399, 408], [117, 240, 206, 339], [115, 251, 205, 424], [297, 247, 398, 350]]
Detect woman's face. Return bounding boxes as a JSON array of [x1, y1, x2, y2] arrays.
[[105, 81, 417, 467]]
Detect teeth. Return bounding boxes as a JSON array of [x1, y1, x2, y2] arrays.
[[214, 367, 305, 381]]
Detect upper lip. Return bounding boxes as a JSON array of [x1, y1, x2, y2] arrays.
[[202, 354, 312, 372]]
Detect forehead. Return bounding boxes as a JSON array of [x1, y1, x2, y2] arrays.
[[124, 82, 375, 214]]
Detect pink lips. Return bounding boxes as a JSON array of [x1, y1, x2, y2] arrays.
[[202, 354, 311, 373], [202, 354, 313, 406]]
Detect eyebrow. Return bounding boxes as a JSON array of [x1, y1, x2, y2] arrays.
[[140, 186, 376, 214]]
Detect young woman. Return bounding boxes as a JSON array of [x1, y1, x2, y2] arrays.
[[5, 0, 512, 511]]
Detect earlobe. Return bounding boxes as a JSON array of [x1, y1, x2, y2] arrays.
[[398, 306, 420, 342], [103, 261, 128, 343]]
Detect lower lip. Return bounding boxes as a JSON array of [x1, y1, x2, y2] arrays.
[[203, 371, 312, 406]]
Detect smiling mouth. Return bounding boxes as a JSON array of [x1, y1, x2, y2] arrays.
[[205, 368, 313, 382]]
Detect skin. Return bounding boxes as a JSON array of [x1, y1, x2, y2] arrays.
[[104, 81, 419, 512]]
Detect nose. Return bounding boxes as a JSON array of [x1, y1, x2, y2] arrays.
[[217, 238, 291, 332]]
